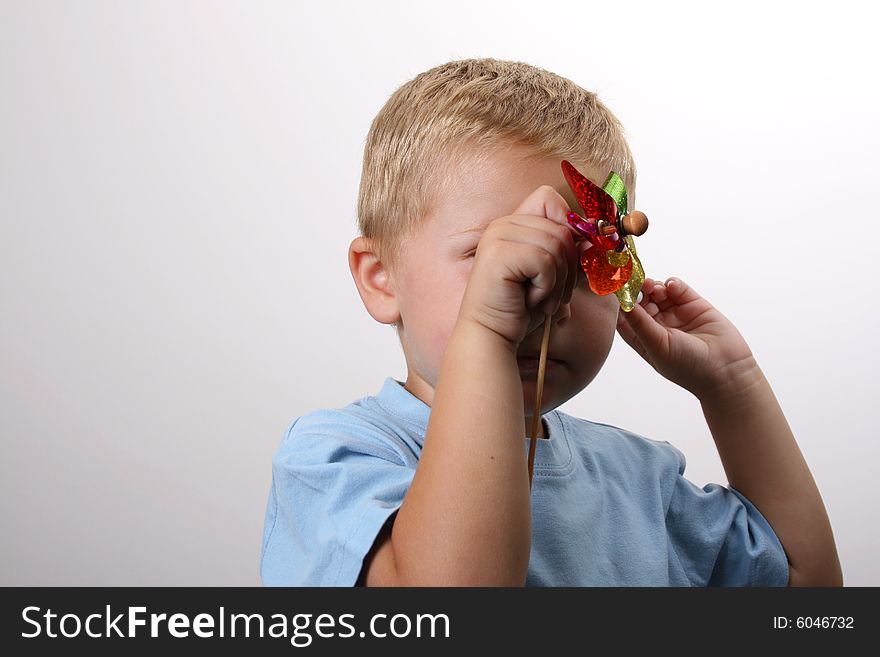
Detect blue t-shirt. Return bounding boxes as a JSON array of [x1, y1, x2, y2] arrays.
[[261, 377, 789, 586]]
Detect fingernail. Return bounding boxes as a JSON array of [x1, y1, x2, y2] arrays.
[[636, 291, 643, 303]]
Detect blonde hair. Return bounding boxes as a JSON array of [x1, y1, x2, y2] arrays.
[[356, 57, 637, 324]]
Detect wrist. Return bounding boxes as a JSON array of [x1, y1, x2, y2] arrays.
[[452, 315, 520, 359], [695, 356, 766, 409]]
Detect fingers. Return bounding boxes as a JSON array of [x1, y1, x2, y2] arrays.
[[615, 309, 650, 362], [501, 218, 576, 314], [639, 276, 699, 312], [512, 184, 585, 246], [509, 184, 616, 314], [649, 280, 669, 305], [618, 295, 668, 352], [621, 275, 698, 352], [511, 184, 573, 227], [664, 277, 700, 304], [635, 279, 661, 317]]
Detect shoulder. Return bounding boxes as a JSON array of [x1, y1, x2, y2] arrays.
[[262, 390, 420, 586], [272, 393, 422, 472], [555, 411, 685, 474]]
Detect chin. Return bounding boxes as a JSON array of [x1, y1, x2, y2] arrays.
[[519, 369, 577, 415]]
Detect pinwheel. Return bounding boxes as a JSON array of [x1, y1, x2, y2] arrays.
[[561, 159, 648, 311], [527, 160, 650, 486]]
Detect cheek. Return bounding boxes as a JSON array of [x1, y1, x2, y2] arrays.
[[444, 270, 471, 328], [572, 291, 619, 332], [428, 270, 471, 347], [414, 269, 468, 335], [568, 294, 618, 373], [419, 287, 464, 375]]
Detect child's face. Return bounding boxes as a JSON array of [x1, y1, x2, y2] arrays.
[[393, 145, 620, 430]]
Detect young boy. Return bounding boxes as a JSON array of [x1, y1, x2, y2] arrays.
[[260, 58, 842, 586]]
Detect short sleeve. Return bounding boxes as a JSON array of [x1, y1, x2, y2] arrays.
[[260, 416, 415, 586], [664, 448, 790, 587]]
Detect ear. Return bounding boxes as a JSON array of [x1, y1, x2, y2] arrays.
[[348, 236, 401, 326]]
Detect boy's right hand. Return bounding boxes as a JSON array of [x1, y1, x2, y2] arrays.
[[458, 185, 589, 347]]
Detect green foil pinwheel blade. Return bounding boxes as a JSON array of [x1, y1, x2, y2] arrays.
[[601, 172, 628, 217], [601, 172, 643, 312]]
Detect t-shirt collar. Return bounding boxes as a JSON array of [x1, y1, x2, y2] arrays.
[[374, 377, 572, 474], [375, 376, 563, 444]]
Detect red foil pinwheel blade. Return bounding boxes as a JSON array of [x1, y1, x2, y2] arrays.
[[581, 247, 632, 295], [561, 160, 618, 227]]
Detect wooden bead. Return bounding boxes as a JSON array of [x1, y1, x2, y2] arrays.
[[621, 210, 648, 236]]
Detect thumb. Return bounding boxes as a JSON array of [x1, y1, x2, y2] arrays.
[[619, 299, 669, 354]]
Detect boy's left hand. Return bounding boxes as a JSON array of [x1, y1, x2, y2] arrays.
[[615, 277, 759, 399]]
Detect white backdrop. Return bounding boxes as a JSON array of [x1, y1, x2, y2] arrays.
[[2, 0, 877, 585]]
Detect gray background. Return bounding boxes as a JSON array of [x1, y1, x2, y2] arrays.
[[2, 0, 878, 585]]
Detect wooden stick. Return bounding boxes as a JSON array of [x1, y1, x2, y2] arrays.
[[527, 313, 553, 489]]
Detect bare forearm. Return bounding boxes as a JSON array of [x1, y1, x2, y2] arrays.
[[390, 318, 531, 585], [699, 359, 842, 586]]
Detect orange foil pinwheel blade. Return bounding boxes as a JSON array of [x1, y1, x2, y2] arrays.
[[561, 160, 618, 226], [582, 248, 632, 295]]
